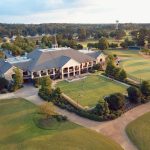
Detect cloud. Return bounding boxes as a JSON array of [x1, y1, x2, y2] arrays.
[[0, 0, 149, 23], [0, 0, 63, 15]]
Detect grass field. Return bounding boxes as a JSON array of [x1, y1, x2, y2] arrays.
[[78, 40, 98, 48], [105, 50, 150, 81], [126, 112, 150, 150], [0, 99, 123, 150], [57, 75, 127, 107]]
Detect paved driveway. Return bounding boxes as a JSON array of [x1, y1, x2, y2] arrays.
[[0, 84, 150, 150]]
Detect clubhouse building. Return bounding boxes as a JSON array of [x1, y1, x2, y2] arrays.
[[0, 46, 106, 82]]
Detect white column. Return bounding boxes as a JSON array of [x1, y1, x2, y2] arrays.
[[86, 62, 89, 72], [53, 68, 55, 75], [61, 68, 64, 79], [31, 72, 34, 79], [73, 66, 75, 76], [38, 71, 41, 77], [68, 67, 70, 78], [46, 70, 49, 76], [79, 66, 81, 75]]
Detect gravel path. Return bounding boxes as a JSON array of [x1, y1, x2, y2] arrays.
[[1, 84, 150, 150]]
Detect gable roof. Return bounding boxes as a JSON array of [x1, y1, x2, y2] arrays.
[[27, 48, 95, 72], [13, 60, 31, 71], [29, 56, 72, 72], [86, 51, 103, 59], [0, 59, 13, 74]]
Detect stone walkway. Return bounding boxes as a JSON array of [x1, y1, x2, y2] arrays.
[[0, 84, 150, 150]]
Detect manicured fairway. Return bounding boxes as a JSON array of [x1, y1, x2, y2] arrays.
[[122, 58, 150, 81], [126, 112, 150, 150], [105, 50, 140, 58], [106, 50, 150, 81], [0, 99, 123, 150], [57, 75, 127, 107], [78, 40, 98, 48]]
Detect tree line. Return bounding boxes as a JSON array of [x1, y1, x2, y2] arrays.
[[1, 23, 150, 39]]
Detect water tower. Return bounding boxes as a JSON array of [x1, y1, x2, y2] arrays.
[[116, 20, 119, 30]]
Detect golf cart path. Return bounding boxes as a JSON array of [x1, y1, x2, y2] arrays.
[[1, 84, 150, 150]]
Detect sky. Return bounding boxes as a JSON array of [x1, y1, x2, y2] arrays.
[[0, 0, 150, 24]]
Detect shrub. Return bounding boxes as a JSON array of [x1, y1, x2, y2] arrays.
[[127, 86, 142, 103], [39, 85, 123, 122], [118, 69, 127, 81], [55, 115, 67, 122], [33, 78, 40, 88], [93, 64, 101, 71], [105, 93, 125, 111], [0, 77, 9, 91], [94, 100, 110, 116], [140, 81, 150, 97], [113, 67, 121, 80], [89, 69, 96, 73], [0, 89, 8, 94]]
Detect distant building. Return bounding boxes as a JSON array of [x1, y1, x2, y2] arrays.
[[11, 36, 17, 42], [3, 37, 10, 43]]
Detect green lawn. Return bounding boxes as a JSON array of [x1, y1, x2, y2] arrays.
[[0, 99, 123, 150], [105, 50, 150, 81], [57, 75, 127, 107], [126, 112, 150, 150]]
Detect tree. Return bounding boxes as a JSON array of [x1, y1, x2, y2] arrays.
[[120, 38, 135, 48], [40, 102, 56, 119], [95, 30, 109, 39], [95, 100, 105, 116], [78, 28, 87, 41], [135, 29, 147, 47], [127, 86, 142, 103], [109, 43, 118, 48], [140, 81, 150, 97], [105, 60, 115, 77], [0, 37, 2, 43], [76, 44, 83, 50], [97, 38, 109, 50], [118, 69, 127, 81], [41, 36, 52, 48], [113, 67, 121, 79], [94, 100, 110, 116], [103, 101, 110, 115], [14, 36, 36, 53], [51, 87, 62, 100], [87, 43, 95, 49], [106, 93, 125, 111], [12, 68, 23, 91], [41, 76, 52, 88], [109, 30, 126, 40], [39, 76, 52, 99]]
